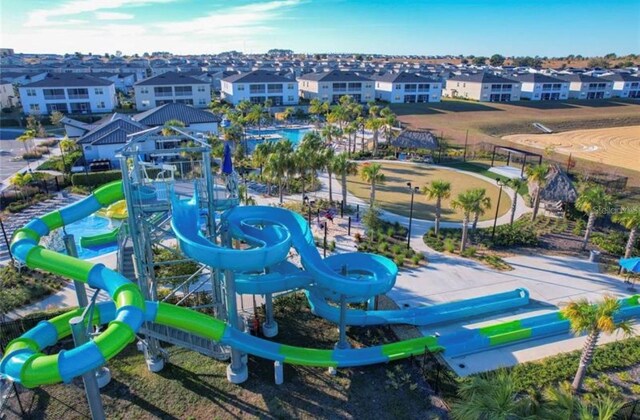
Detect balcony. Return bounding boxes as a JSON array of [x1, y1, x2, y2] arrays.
[[155, 91, 174, 97], [174, 91, 192, 97], [68, 94, 89, 99], [44, 95, 66, 100]]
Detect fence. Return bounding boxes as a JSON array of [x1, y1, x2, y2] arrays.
[[616, 400, 640, 420], [0, 175, 69, 210]]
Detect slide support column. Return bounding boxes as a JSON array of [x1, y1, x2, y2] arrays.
[[222, 224, 248, 384], [335, 294, 351, 350], [64, 234, 88, 307], [262, 292, 278, 338], [70, 316, 105, 420]]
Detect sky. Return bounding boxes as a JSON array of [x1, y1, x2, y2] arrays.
[[1, 0, 639, 56]]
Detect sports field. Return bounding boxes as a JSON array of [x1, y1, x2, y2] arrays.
[[503, 125, 640, 173], [346, 162, 511, 222]]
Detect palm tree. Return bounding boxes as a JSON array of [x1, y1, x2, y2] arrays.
[[161, 119, 186, 136], [16, 129, 36, 153], [343, 122, 357, 157], [365, 117, 384, 154], [612, 208, 640, 260], [526, 163, 550, 221], [321, 147, 336, 202], [282, 107, 295, 125], [451, 189, 478, 252], [331, 153, 358, 207], [422, 180, 451, 236], [561, 295, 634, 393], [470, 188, 492, 230], [297, 132, 324, 202], [309, 98, 329, 126], [542, 382, 624, 420], [264, 145, 292, 204], [252, 142, 275, 175], [379, 107, 397, 142], [321, 125, 341, 146], [575, 186, 614, 250], [507, 178, 526, 225], [450, 369, 535, 420], [360, 163, 385, 207]]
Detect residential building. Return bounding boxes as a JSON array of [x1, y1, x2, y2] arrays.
[[132, 102, 219, 134], [221, 70, 298, 106], [371, 72, 442, 103], [557, 74, 613, 99], [297, 70, 375, 103], [509, 73, 569, 100], [0, 80, 16, 108], [133, 71, 211, 110], [18, 73, 117, 115], [444, 73, 521, 102], [600, 73, 640, 98]]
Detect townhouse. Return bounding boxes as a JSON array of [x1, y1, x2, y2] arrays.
[[221, 70, 298, 106], [18, 73, 117, 115], [0, 79, 15, 108], [557, 74, 613, 99], [509, 73, 570, 100], [133, 71, 211, 110], [371, 72, 442, 103], [444, 73, 521, 102], [297, 70, 375, 103], [600, 73, 640, 98]]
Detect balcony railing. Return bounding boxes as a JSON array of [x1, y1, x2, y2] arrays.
[[44, 95, 66, 100], [155, 91, 174, 97], [68, 94, 89, 99], [174, 91, 192, 97]]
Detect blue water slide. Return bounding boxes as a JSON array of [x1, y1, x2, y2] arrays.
[[306, 288, 530, 326]]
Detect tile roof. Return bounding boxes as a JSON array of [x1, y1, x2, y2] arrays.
[[556, 74, 607, 83], [133, 102, 220, 126], [509, 73, 569, 84], [78, 116, 146, 145], [22, 73, 114, 87], [297, 70, 372, 82], [134, 71, 206, 86], [600, 73, 640, 82], [370, 72, 439, 83], [448, 73, 520, 84], [222, 70, 293, 83]]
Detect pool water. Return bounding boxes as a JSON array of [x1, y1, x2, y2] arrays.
[[63, 215, 121, 259], [245, 128, 314, 150]]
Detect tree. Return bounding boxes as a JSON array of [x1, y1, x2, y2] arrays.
[[588, 57, 610, 68], [575, 186, 613, 250], [331, 153, 358, 206], [612, 208, 640, 260], [309, 98, 329, 126], [561, 295, 633, 393], [507, 178, 526, 225], [422, 180, 451, 236], [450, 369, 535, 420], [472, 56, 487, 66], [11, 172, 34, 187], [16, 129, 36, 152], [264, 142, 293, 204], [321, 147, 336, 202], [379, 107, 397, 142], [526, 164, 550, 221], [343, 122, 357, 157], [542, 381, 624, 420], [252, 142, 274, 175], [321, 124, 341, 146], [365, 117, 384, 154], [470, 188, 492, 230], [360, 163, 385, 207], [50, 110, 64, 127], [296, 132, 324, 203], [161, 119, 185, 136], [451, 189, 478, 252], [490, 54, 506, 67], [282, 107, 295, 124], [59, 137, 77, 153]]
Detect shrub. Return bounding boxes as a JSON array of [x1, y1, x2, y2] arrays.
[[7, 202, 29, 213], [391, 244, 402, 255], [461, 246, 477, 258], [489, 223, 539, 248], [378, 242, 389, 253], [411, 254, 421, 265], [573, 219, 586, 236], [394, 255, 405, 266], [591, 232, 627, 255], [22, 151, 43, 160], [71, 170, 122, 187], [329, 240, 336, 252], [443, 238, 457, 253], [354, 232, 362, 243], [386, 226, 395, 237]]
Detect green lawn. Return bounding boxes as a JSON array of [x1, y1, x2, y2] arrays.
[[347, 162, 512, 222], [440, 161, 529, 195]]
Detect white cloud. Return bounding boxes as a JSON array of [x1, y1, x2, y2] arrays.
[[95, 12, 135, 20]]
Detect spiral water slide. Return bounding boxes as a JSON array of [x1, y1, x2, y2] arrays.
[[0, 181, 439, 388]]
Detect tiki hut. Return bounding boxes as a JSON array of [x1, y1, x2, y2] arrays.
[[390, 129, 439, 151], [529, 164, 578, 204]]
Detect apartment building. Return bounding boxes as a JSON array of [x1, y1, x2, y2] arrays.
[[600, 73, 640, 98], [133, 71, 211, 110], [18, 73, 117, 115], [510, 73, 570, 100], [557, 74, 613, 99], [371, 72, 442, 103], [444, 73, 521, 102], [298, 70, 374, 103], [221, 70, 298, 106]]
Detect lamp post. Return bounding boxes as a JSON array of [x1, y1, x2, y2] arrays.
[[491, 178, 506, 241], [406, 182, 420, 250], [303, 195, 311, 225]]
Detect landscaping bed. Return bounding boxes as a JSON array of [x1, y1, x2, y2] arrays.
[[0, 264, 67, 317], [356, 217, 426, 268]]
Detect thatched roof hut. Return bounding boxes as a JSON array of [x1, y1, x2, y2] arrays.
[[529, 164, 578, 203], [390, 129, 439, 150]]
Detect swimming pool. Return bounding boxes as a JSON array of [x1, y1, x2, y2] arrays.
[[245, 127, 314, 149], [63, 215, 121, 259]]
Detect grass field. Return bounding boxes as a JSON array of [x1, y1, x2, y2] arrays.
[[346, 162, 511, 222], [504, 125, 640, 173], [392, 98, 640, 145]]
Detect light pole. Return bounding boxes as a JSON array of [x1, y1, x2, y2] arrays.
[[303, 195, 311, 225], [406, 182, 419, 250], [491, 178, 506, 241]]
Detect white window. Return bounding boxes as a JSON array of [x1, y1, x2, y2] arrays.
[[287, 84, 294, 90], [141, 100, 150, 106], [237, 85, 245, 91], [395, 84, 401, 89], [365, 84, 372, 88], [394, 96, 401, 101], [288, 96, 294, 102], [198, 98, 206, 105], [197, 85, 206, 92], [95, 88, 104, 95], [29, 104, 40, 112], [140, 88, 149, 94], [96, 101, 106, 109], [26, 89, 37, 97]]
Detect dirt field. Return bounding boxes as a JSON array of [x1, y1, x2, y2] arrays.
[[393, 99, 640, 145], [503, 125, 640, 173]]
